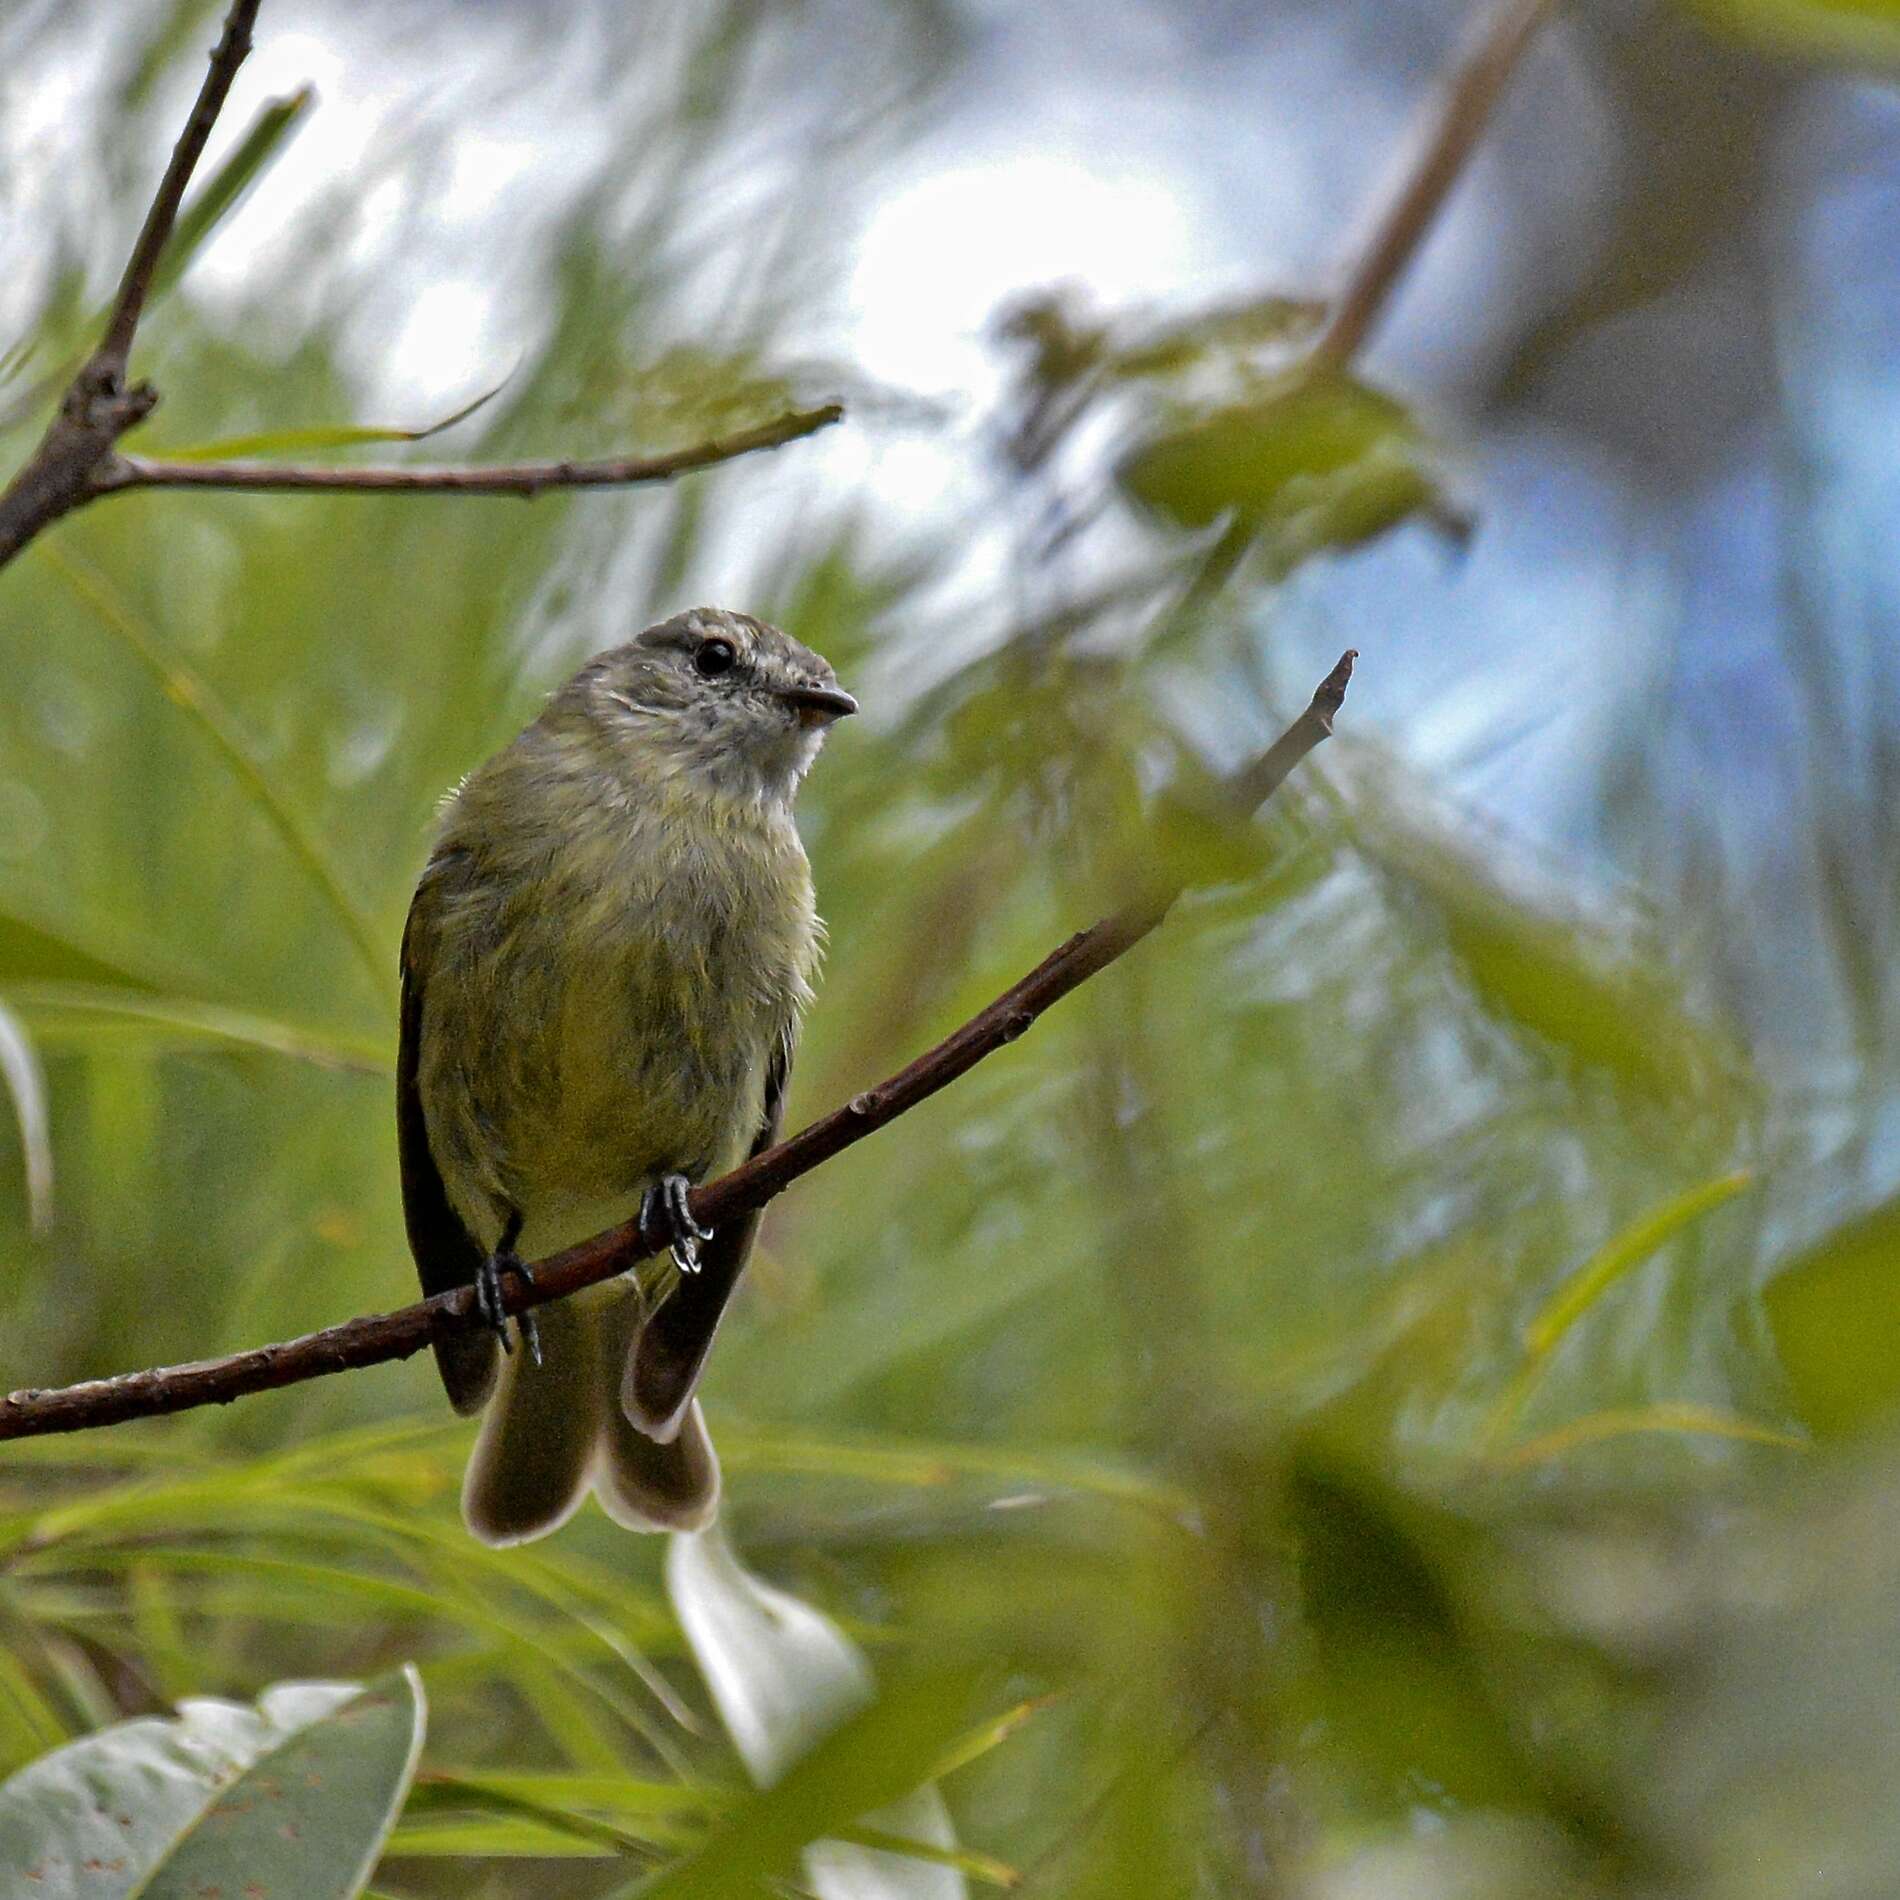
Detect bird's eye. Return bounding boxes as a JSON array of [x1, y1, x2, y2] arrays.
[[694, 638, 737, 679]]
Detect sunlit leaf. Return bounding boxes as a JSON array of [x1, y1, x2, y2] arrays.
[[1523, 1172, 1754, 1359], [0, 1000, 52, 1231], [667, 1530, 971, 1900]]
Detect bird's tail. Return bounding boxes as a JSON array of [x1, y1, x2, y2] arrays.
[[461, 1284, 720, 1547]]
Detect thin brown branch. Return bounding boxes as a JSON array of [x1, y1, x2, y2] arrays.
[[0, 0, 262, 568], [0, 652, 1355, 1441], [1310, 0, 1559, 373], [94, 3, 261, 373], [92, 403, 846, 500], [0, 3, 839, 571]]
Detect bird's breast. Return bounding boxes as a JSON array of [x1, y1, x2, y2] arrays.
[[419, 800, 815, 1242]]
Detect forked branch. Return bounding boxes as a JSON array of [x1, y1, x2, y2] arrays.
[[0, 0, 839, 573]]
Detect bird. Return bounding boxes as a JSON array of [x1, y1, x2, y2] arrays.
[[396, 607, 855, 1545]]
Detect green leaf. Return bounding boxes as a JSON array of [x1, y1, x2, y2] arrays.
[[1289, 1455, 1587, 1823], [1484, 1171, 1757, 1448], [147, 375, 511, 463], [1684, 0, 1900, 65], [0, 908, 164, 992], [1357, 786, 1746, 1105], [0, 1668, 424, 1899], [147, 86, 316, 307], [1117, 368, 1440, 553], [38, 546, 395, 1014], [0, 983, 389, 1074], [1766, 1192, 1900, 1436], [1522, 1172, 1754, 1360], [1488, 1403, 1805, 1470]]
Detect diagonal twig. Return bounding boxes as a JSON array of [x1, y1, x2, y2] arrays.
[[0, 653, 1355, 1441], [93, 403, 844, 500], [1310, 0, 1560, 372]]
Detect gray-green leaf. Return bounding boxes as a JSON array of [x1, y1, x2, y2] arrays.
[[0, 1668, 425, 1900]]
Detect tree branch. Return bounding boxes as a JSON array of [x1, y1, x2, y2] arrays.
[[0, 652, 1355, 1441], [0, 1, 841, 572], [91, 403, 845, 500], [0, 0, 262, 568], [1310, 0, 1559, 372], [94, 4, 261, 373]]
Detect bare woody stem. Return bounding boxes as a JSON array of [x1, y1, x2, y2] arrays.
[[1310, 0, 1559, 372], [0, 0, 263, 569], [0, 654, 1355, 1441], [94, 3, 260, 373], [0, 0, 840, 573], [93, 405, 844, 499]]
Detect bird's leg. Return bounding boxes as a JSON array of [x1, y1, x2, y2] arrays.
[[474, 1207, 541, 1366], [641, 1172, 713, 1276]]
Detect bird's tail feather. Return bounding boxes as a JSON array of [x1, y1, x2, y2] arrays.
[[462, 1286, 720, 1547]]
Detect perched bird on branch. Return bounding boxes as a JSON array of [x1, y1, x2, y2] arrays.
[[397, 608, 855, 1545]]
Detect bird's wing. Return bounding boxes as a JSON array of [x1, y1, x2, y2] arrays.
[[622, 1023, 794, 1442], [398, 885, 501, 1416]]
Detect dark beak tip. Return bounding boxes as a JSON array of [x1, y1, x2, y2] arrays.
[[784, 685, 859, 726]]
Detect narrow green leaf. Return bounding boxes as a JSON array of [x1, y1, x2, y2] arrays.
[[1483, 1172, 1755, 1450], [715, 1420, 1187, 1514], [1525, 1171, 1754, 1358], [1488, 1403, 1806, 1470], [147, 87, 316, 306], [1, 982, 388, 1073], [38, 546, 395, 1014], [622, 1667, 983, 1900], [149, 373, 512, 463], [927, 1695, 1060, 1784], [0, 908, 164, 992], [839, 1825, 1022, 1889]]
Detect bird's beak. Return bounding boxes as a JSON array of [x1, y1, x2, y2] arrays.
[[780, 684, 859, 730]]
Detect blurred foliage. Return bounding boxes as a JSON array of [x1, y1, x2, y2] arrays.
[[0, 0, 1896, 1895], [1687, 0, 1900, 65]]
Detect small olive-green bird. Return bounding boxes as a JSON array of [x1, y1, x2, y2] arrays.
[[397, 608, 855, 1546]]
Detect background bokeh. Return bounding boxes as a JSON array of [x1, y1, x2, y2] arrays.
[[2, 0, 1899, 1893]]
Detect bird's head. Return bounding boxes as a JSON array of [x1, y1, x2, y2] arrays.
[[559, 607, 857, 806]]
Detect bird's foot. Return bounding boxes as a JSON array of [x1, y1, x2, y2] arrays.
[[474, 1240, 540, 1366], [641, 1173, 712, 1276]]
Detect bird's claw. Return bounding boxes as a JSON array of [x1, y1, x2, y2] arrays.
[[474, 1246, 540, 1365], [642, 1172, 713, 1275]]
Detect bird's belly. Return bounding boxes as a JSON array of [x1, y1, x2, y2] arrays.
[[423, 905, 782, 1247]]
